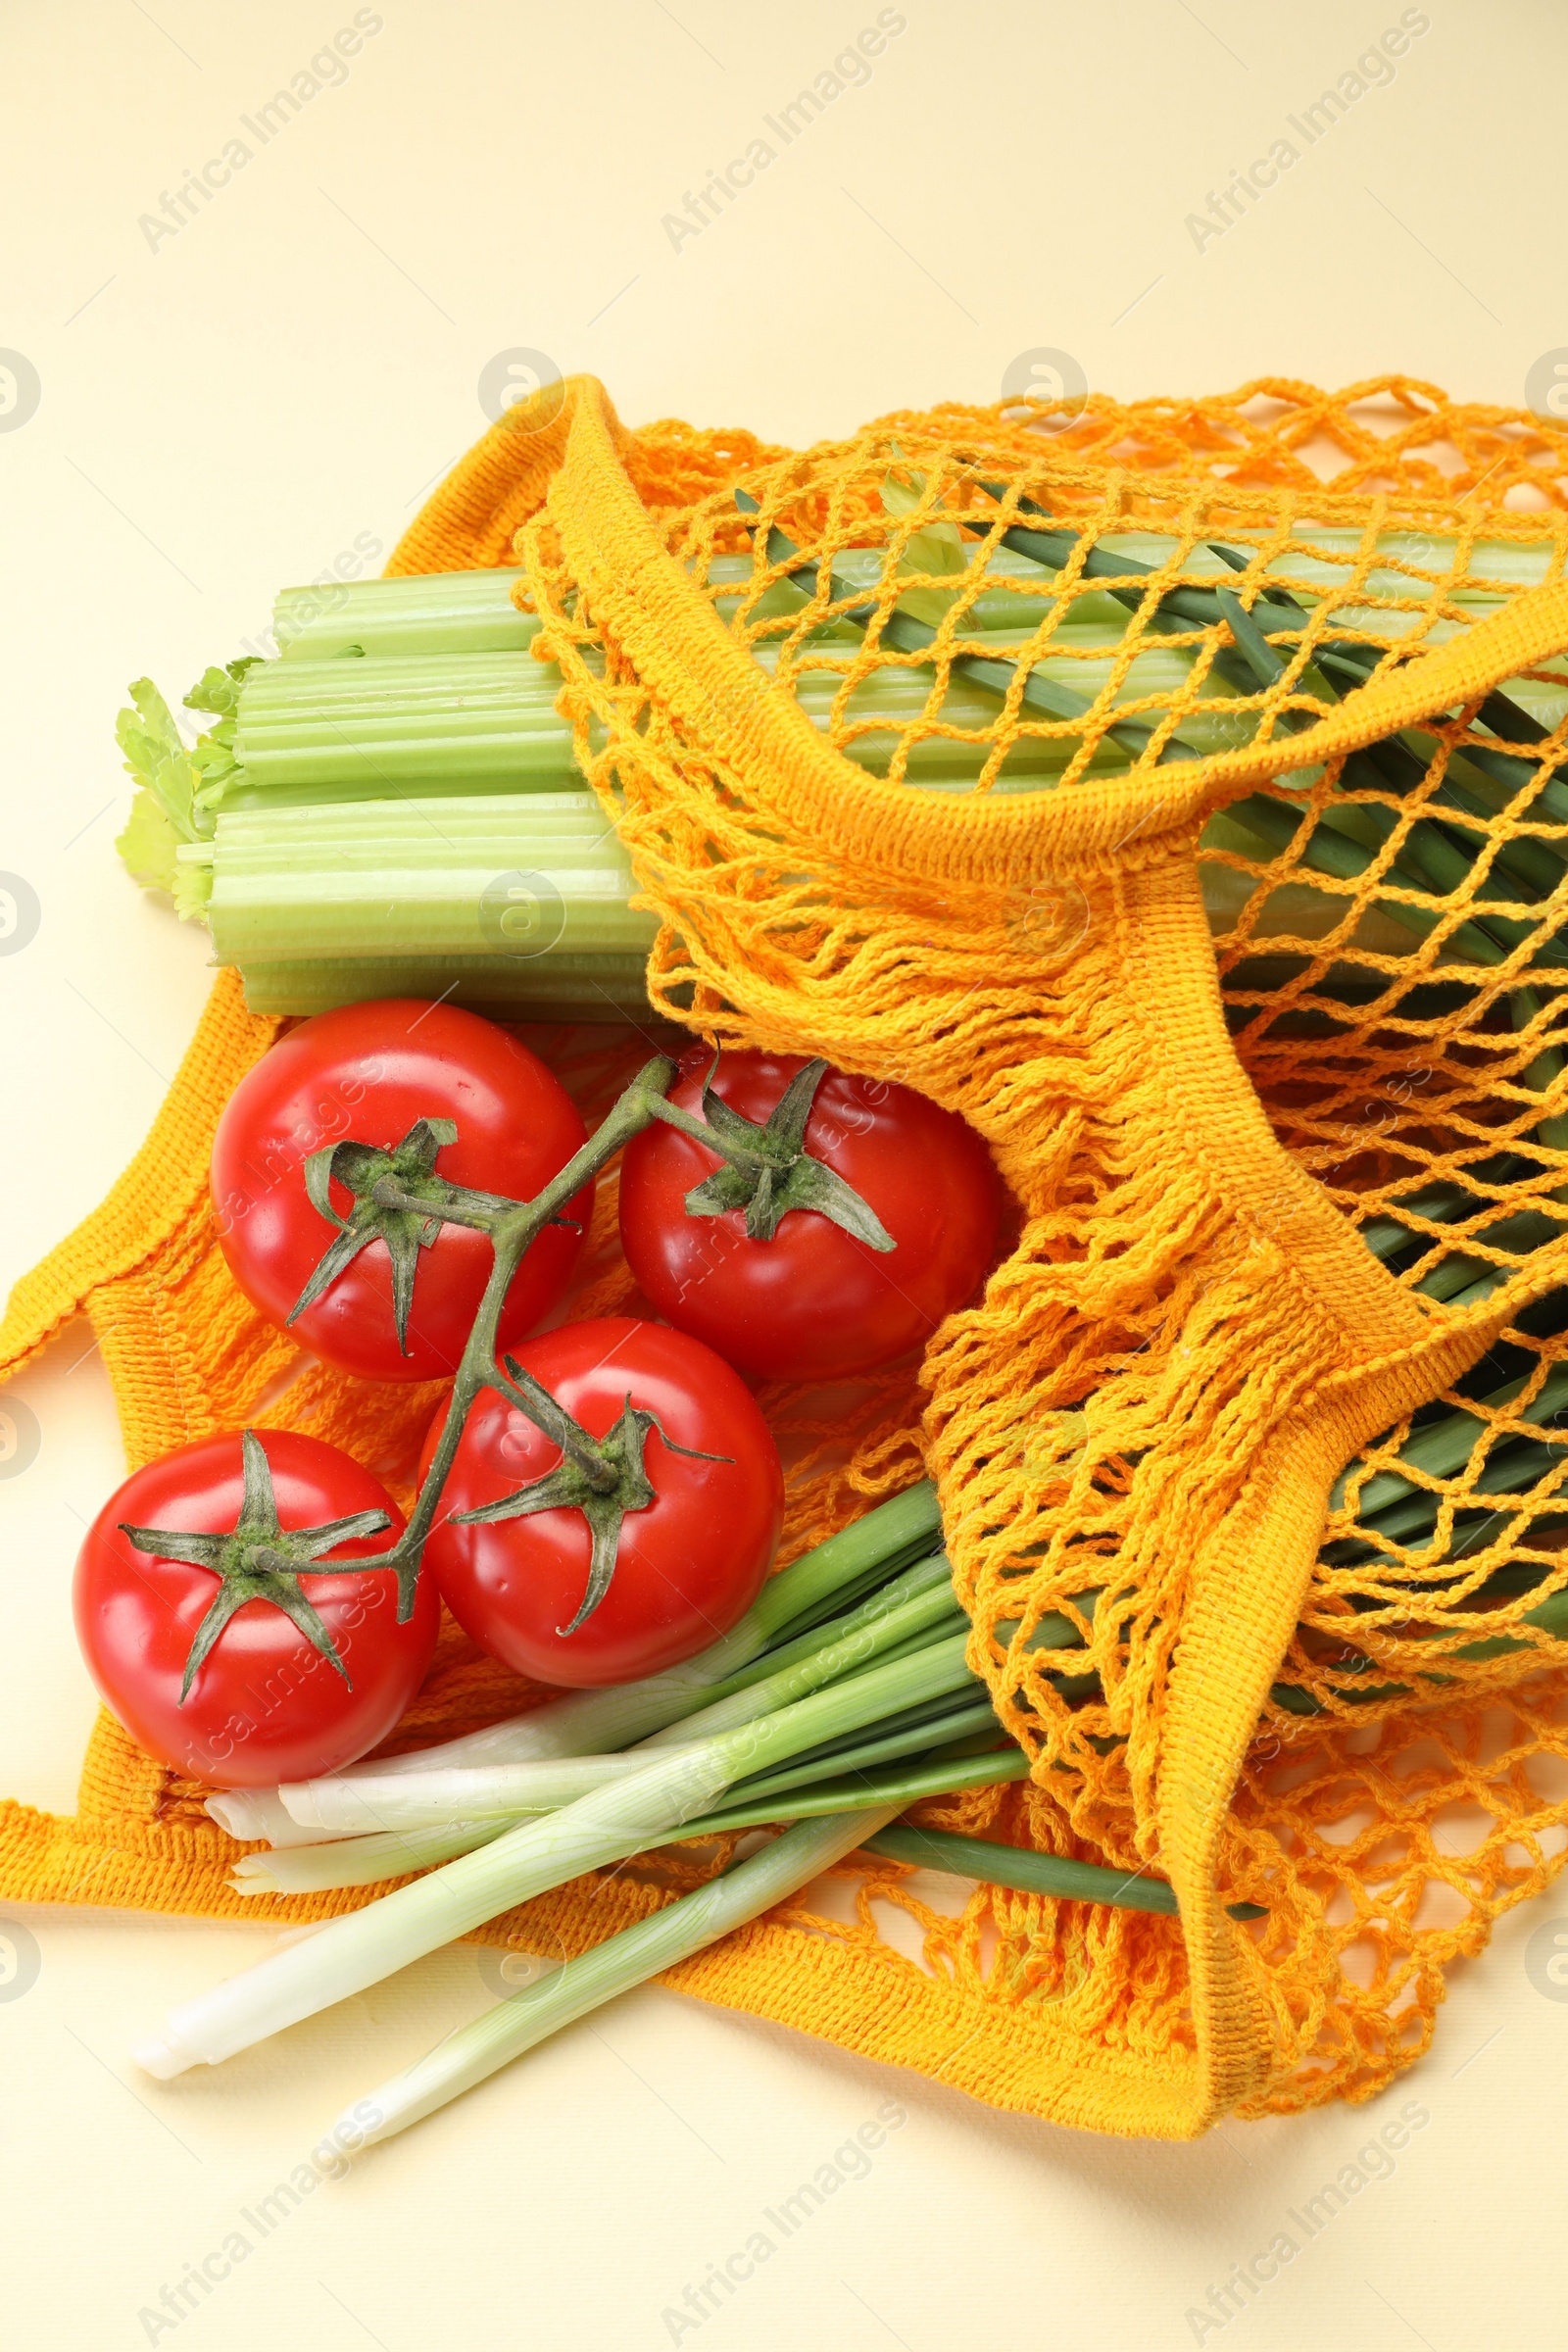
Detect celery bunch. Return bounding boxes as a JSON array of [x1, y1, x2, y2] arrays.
[[111, 501, 1567, 1026]]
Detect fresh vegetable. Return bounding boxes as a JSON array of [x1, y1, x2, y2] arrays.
[[618, 1048, 1003, 1380], [74, 1430, 436, 1788], [211, 998, 591, 1383], [229, 1744, 1029, 1894], [205, 1479, 945, 1842], [92, 541, 1568, 2107], [114, 671, 244, 921], [230, 1821, 513, 1893], [132, 1607, 978, 2076], [859, 1822, 1261, 1918], [280, 1547, 965, 1835], [334, 1807, 901, 2147], [421, 1316, 784, 1686], [326, 1801, 1277, 2151], [112, 511, 1567, 1032], [225, 1339, 1568, 1887], [133, 1352, 1568, 2082], [199, 792, 657, 1020]]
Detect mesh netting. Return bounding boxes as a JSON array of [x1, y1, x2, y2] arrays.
[[518, 375, 1568, 2115]]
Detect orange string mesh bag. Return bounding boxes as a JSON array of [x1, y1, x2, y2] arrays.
[[521, 375, 1568, 2132], [5, 372, 1568, 2142]]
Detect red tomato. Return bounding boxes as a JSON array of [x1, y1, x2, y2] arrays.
[[74, 1429, 437, 1788], [211, 998, 591, 1383], [422, 1317, 783, 1688], [617, 1050, 1002, 1380]]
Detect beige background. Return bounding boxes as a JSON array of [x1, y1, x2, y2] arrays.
[[3, 3, 1566, 2345]]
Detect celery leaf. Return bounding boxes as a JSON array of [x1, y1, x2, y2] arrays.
[[172, 846, 214, 922], [116, 678, 204, 832], [185, 660, 259, 809], [185, 658, 261, 723], [116, 787, 184, 897], [114, 676, 217, 922]]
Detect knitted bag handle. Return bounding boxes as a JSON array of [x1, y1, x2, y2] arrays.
[[539, 375, 1568, 877]]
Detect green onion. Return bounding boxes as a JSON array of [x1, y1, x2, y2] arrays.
[[628, 1567, 964, 1751], [669, 1743, 1030, 1839], [276, 1550, 966, 1839], [134, 1625, 977, 2078], [677, 1546, 957, 1705], [309, 1675, 985, 1846], [230, 1820, 507, 1894], [325, 1796, 1280, 2148], [227, 1742, 1024, 1896], [1329, 1363, 1568, 1516], [860, 1821, 1265, 1920], [279, 1751, 672, 1836], [210, 1481, 943, 1844], [288, 1578, 978, 1842], [333, 1806, 901, 2148]]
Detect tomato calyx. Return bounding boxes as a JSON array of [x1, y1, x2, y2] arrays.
[[660, 1057, 895, 1249], [448, 1354, 733, 1640], [117, 1430, 392, 1699], [289, 1116, 525, 1356]]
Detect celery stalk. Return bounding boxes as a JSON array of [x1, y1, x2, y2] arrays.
[[235, 654, 579, 797], [206, 795, 657, 966], [228, 958, 655, 1020], [275, 569, 539, 661]]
